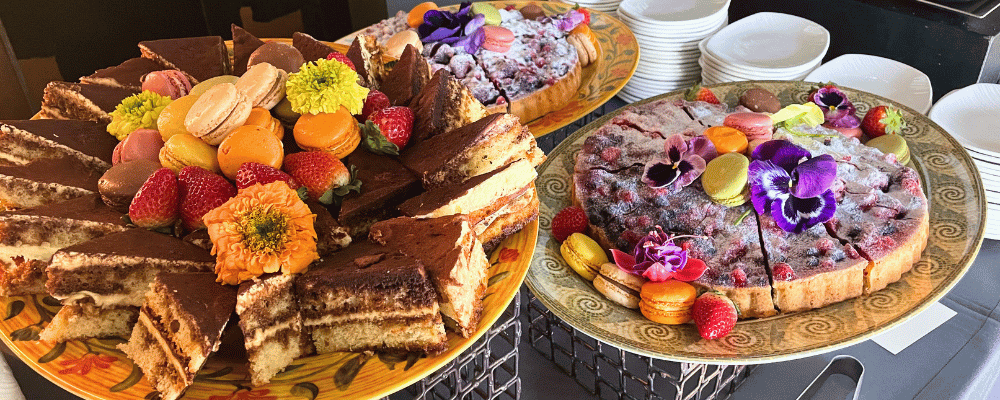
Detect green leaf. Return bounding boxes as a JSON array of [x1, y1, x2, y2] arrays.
[[5, 300, 24, 320], [195, 366, 233, 379], [332, 165, 363, 198], [37, 341, 66, 363], [359, 120, 400, 156], [42, 296, 62, 307], [10, 326, 39, 341], [110, 363, 144, 392], [334, 353, 371, 390], [488, 271, 511, 287], [290, 382, 320, 400]]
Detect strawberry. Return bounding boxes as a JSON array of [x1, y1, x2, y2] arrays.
[[360, 90, 390, 122], [235, 162, 306, 196], [691, 291, 739, 340], [282, 151, 358, 204], [684, 83, 720, 104], [361, 106, 414, 155], [129, 168, 180, 229], [861, 105, 906, 138], [177, 166, 236, 230], [551, 206, 588, 242], [326, 51, 356, 72]]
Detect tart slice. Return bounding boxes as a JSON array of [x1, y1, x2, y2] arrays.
[[139, 36, 231, 83]]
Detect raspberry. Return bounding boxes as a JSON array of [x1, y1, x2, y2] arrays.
[[841, 155, 852, 162], [901, 178, 922, 196], [681, 241, 693, 251], [884, 153, 898, 164], [873, 206, 896, 219], [772, 263, 795, 281], [844, 244, 861, 259], [551, 206, 589, 242], [731, 268, 747, 288], [820, 259, 835, 270], [636, 215, 653, 228], [618, 191, 635, 202], [815, 238, 835, 254], [326, 52, 356, 71], [600, 147, 621, 163]]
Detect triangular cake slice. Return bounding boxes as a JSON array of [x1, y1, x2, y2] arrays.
[[41, 81, 139, 123], [231, 24, 265, 76], [292, 31, 336, 62], [295, 241, 447, 354], [237, 273, 313, 386], [0, 156, 103, 210], [39, 302, 139, 343], [80, 57, 168, 90], [408, 69, 488, 144], [139, 36, 231, 83], [120, 272, 236, 400], [46, 228, 216, 307], [0, 195, 126, 296], [370, 215, 489, 337], [338, 148, 423, 238], [346, 34, 386, 89], [400, 113, 540, 188], [381, 44, 430, 106], [0, 119, 118, 171]]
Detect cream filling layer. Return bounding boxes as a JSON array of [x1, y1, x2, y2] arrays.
[[303, 308, 436, 328], [244, 319, 299, 349], [54, 291, 133, 307]]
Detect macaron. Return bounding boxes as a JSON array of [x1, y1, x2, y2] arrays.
[[159, 133, 221, 173], [293, 106, 360, 158], [639, 280, 698, 325], [113, 129, 164, 165], [244, 107, 284, 141], [593, 262, 646, 309], [471, 2, 502, 26], [823, 122, 863, 140], [272, 97, 301, 127], [248, 41, 305, 74], [98, 159, 161, 213], [157, 94, 200, 141], [739, 88, 781, 113], [560, 232, 608, 281], [724, 112, 774, 141], [408, 2, 438, 28], [866, 134, 910, 165], [702, 153, 750, 207], [217, 125, 284, 180], [141, 70, 192, 100], [184, 83, 252, 146], [520, 4, 546, 20], [190, 75, 239, 97], [385, 30, 423, 59], [235, 62, 288, 110], [481, 26, 514, 53], [703, 126, 749, 154]]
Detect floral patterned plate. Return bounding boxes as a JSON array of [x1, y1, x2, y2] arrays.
[[335, 1, 640, 138], [527, 81, 986, 364], [0, 220, 537, 399]]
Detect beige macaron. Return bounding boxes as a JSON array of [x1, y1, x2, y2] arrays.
[[235, 62, 288, 110], [593, 262, 646, 309], [184, 83, 252, 146]]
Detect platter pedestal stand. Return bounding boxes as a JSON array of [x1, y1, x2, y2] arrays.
[[391, 292, 522, 400], [523, 289, 753, 400]]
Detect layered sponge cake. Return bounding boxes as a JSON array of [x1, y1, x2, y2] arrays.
[[237, 274, 313, 386], [120, 273, 237, 400], [0, 120, 118, 171], [0, 156, 104, 210], [40, 81, 139, 123]]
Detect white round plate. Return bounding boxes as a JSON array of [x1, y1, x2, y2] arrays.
[[929, 83, 1000, 158], [805, 54, 933, 114], [699, 38, 821, 76], [705, 12, 829, 70], [618, 0, 730, 24], [624, 17, 727, 41], [698, 57, 808, 82], [964, 145, 1000, 164]]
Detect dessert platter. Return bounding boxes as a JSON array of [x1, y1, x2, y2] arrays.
[[527, 80, 986, 364], [338, 1, 640, 137], [0, 22, 541, 400]]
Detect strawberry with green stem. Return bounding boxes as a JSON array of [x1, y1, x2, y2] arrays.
[[282, 151, 361, 204]]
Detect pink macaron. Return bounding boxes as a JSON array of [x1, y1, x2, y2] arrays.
[[142, 70, 192, 99], [113, 129, 164, 165], [724, 112, 774, 141], [822, 122, 863, 140], [481, 26, 514, 53]]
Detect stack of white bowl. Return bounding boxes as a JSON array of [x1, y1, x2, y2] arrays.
[[928, 83, 1000, 240], [572, 0, 623, 13], [615, 0, 730, 103], [699, 12, 829, 84]]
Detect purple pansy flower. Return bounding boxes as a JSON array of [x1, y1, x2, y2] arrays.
[[610, 227, 706, 282], [418, 2, 476, 43], [642, 134, 717, 190], [749, 140, 837, 233], [812, 86, 855, 123]]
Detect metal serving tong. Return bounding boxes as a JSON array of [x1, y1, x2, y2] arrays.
[[795, 355, 865, 400]]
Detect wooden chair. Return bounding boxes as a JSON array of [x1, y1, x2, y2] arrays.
[[0, 16, 34, 120]]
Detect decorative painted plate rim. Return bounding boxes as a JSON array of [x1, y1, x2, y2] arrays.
[[526, 80, 986, 364], [334, 1, 640, 138]]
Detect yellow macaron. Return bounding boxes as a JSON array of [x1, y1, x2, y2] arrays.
[[560, 233, 608, 281], [702, 152, 750, 207]]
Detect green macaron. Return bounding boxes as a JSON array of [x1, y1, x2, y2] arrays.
[[472, 2, 502, 26], [866, 134, 910, 165], [702, 153, 750, 207]]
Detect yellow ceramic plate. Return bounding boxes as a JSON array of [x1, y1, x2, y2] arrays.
[[527, 81, 986, 364], [0, 220, 537, 399], [335, 1, 640, 137]]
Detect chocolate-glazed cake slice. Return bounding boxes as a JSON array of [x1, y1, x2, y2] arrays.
[[292, 32, 336, 62], [139, 36, 231, 83], [0, 119, 118, 171], [231, 24, 265, 76], [338, 148, 422, 238], [80, 57, 168, 90], [39, 302, 139, 343], [0, 156, 103, 210], [382, 44, 431, 106], [237, 273, 313, 386], [40, 81, 138, 123], [406, 69, 487, 144], [370, 215, 489, 338], [295, 241, 447, 355], [120, 273, 237, 400], [46, 228, 215, 307], [346, 34, 385, 89]]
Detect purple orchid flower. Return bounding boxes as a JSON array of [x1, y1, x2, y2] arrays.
[[748, 140, 838, 233], [642, 134, 717, 190], [812, 86, 855, 123], [610, 227, 706, 282]]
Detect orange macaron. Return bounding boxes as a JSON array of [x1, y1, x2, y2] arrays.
[[293, 106, 360, 159], [639, 280, 698, 324]]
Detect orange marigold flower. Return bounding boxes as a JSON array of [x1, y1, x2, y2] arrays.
[[203, 181, 318, 285]]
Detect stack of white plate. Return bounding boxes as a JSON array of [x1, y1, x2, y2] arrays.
[[699, 12, 829, 84], [615, 0, 730, 103], [806, 54, 933, 114], [928, 83, 1000, 240], [571, 0, 623, 13]]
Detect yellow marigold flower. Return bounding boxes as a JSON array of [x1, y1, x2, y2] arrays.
[[203, 181, 318, 285]]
